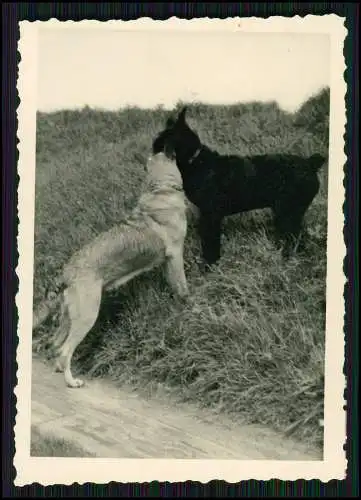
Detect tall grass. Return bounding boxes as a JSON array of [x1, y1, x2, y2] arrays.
[[33, 88, 329, 448]]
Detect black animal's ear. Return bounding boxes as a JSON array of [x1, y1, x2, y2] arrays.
[[166, 116, 176, 128], [177, 106, 187, 123]]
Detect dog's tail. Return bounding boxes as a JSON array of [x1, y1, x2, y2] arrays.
[[32, 276, 66, 331], [309, 153, 327, 173]]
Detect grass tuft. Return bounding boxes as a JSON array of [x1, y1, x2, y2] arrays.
[[30, 426, 95, 457]]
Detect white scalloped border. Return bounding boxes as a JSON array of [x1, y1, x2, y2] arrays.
[[18, 14, 346, 33], [14, 15, 348, 486]]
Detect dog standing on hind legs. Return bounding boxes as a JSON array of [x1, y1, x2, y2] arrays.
[[32, 152, 189, 389]]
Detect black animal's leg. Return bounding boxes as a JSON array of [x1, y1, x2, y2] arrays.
[[273, 167, 321, 258], [198, 213, 222, 268], [273, 206, 308, 258]]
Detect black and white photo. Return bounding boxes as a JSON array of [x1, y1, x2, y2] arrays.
[[15, 16, 347, 485]]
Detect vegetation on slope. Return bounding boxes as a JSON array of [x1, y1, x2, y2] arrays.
[[31, 426, 95, 457], [33, 87, 329, 448]]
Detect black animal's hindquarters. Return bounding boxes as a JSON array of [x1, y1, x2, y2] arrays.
[[272, 168, 321, 257]]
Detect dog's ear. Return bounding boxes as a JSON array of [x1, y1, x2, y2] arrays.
[[166, 116, 177, 128], [177, 106, 187, 123]]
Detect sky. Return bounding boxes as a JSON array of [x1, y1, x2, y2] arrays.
[[37, 25, 330, 113]]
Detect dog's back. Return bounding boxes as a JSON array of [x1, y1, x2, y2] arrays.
[[182, 149, 325, 215], [62, 153, 186, 285]]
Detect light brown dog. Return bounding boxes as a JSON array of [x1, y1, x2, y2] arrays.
[[33, 152, 189, 388]]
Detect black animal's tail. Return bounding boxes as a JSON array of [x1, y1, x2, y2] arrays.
[[32, 276, 66, 331], [309, 153, 327, 172]]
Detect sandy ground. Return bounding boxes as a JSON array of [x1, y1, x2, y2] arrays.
[[31, 356, 322, 460]]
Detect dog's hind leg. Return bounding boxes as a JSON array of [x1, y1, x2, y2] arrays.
[[52, 307, 71, 373], [55, 279, 103, 388], [164, 248, 189, 299], [273, 173, 321, 258], [199, 213, 222, 268], [273, 204, 309, 258], [52, 298, 69, 350], [53, 318, 70, 373]]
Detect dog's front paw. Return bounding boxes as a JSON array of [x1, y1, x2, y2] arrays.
[[179, 293, 192, 306], [173, 291, 191, 307]]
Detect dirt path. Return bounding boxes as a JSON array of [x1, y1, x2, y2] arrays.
[[31, 356, 322, 460]]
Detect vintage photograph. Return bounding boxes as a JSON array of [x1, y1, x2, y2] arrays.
[[15, 17, 346, 485]]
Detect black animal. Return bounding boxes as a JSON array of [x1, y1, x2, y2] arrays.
[[152, 107, 326, 267]]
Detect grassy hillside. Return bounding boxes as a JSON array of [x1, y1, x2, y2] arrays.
[[33, 87, 329, 448]]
